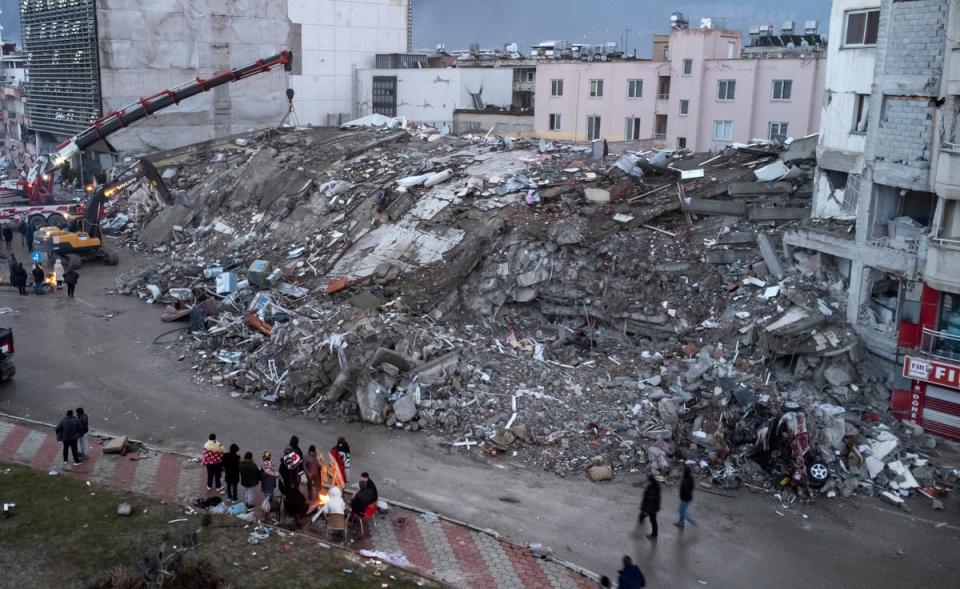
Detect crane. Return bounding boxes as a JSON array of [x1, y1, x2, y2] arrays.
[[34, 50, 295, 268]]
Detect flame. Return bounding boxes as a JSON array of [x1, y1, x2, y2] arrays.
[[316, 492, 329, 506], [43, 273, 57, 287]]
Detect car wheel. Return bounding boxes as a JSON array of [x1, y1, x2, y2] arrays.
[[807, 461, 829, 488]]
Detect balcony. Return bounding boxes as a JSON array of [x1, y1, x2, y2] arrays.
[[935, 145, 960, 198], [920, 327, 960, 363], [657, 93, 670, 100], [925, 237, 960, 292]]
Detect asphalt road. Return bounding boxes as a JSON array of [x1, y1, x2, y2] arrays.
[[0, 242, 957, 588]]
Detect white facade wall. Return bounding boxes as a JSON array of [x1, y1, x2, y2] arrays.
[[355, 68, 514, 129], [814, 0, 880, 218], [289, 0, 410, 126]]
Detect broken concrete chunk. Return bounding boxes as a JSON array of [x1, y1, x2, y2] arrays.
[[586, 464, 613, 482], [584, 188, 611, 203], [102, 436, 128, 454], [393, 395, 417, 423], [824, 366, 852, 388], [117, 503, 133, 516], [370, 348, 413, 372], [356, 381, 386, 424]]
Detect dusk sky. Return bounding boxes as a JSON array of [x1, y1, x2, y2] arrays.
[[1, 0, 833, 57]]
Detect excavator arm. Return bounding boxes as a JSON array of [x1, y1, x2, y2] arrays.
[[48, 50, 294, 170]]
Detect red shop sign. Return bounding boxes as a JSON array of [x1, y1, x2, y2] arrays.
[[903, 356, 960, 389]]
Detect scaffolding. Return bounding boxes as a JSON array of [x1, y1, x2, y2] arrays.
[[19, 0, 101, 138]]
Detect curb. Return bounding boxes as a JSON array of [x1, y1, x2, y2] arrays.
[[0, 410, 600, 584]]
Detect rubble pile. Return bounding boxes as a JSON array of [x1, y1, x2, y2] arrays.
[[107, 125, 958, 501]]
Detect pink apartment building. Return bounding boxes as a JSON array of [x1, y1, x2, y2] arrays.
[[534, 26, 827, 152]]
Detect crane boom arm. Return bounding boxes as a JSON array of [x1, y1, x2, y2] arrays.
[[49, 50, 294, 169]]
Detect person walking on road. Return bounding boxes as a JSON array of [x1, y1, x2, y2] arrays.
[[55, 409, 82, 467], [14, 263, 27, 295], [675, 465, 698, 529], [201, 433, 226, 492], [222, 443, 241, 501], [637, 474, 661, 539], [31, 263, 44, 295], [17, 222, 27, 248], [618, 556, 646, 588], [76, 407, 90, 460], [53, 259, 64, 292], [2, 225, 12, 250], [7, 253, 16, 285], [64, 267, 79, 298], [239, 451, 261, 508], [25, 224, 34, 253]]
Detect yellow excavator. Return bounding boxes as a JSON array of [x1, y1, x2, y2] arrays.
[[34, 159, 171, 268], [31, 50, 295, 269]]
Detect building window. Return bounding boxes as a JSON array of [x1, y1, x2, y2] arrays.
[[772, 80, 792, 100], [682, 59, 693, 75], [769, 122, 789, 140], [853, 94, 870, 133], [679, 99, 689, 116], [713, 120, 733, 140], [549, 113, 562, 131], [625, 117, 642, 141], [727, 41, 736, 59], [844, 9, 880, 47], [587, 115, 601, 141], [627, 79, 643, 98], [655, 114, 668, 139], [677, 137, 687, 149], [939, 200, 960, 240], [551, 79, 563, 96], [589, 79, 604, 98], [717, 80, 736, 101], [657, 76, 670, 99], [526, 70, 535, 82]]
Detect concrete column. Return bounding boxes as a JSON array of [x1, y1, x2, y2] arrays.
[[212, 15, 231, 139], [846, 260, 870, 324]]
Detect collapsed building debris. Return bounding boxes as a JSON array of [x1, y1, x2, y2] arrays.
[[107, 124, 958, 503]]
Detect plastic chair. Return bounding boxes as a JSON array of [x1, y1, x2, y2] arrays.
[[349, 502, 378, 537]]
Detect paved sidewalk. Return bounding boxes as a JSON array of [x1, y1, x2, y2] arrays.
[[0, 417, 596, 589]]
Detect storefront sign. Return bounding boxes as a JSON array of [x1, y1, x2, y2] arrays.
[[903, 356, 960, 389], [910, 379, 924, 422]]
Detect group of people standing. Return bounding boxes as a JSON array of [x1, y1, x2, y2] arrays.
[[199, 433, 376, 526], [6, 248, 80, 297]]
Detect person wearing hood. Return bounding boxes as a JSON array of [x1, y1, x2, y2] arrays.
[[239, 451, 261, 508], [222, 443, 241, 501], [260, 451, 278, 514], [14, 263, 27, 295], [637, 474, 661, 539], [317, 485, 345, 517], [53, 259, 64, 292], [335, 437, 351, 482], [200, 433, 226, 492]]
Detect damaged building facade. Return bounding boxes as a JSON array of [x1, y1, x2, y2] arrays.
[[786, 0, 960, 440], [18, 0, 412, 153], [533, 21, 826, 149]]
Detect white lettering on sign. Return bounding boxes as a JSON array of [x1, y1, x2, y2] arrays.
[[903, 356, 960, 389]]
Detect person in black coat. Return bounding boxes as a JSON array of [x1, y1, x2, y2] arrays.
[[618, 556, 646, 589], [350, 472, 379, 517], [25, 224, 34, 252], [222, 444, 241, 501], [31, 263, 44, 294], [7, 253, 16, 285], [239, 452, 261, 508], [63, 268, 79, 298], [15, 263, 27, 295], [55, 409, 81, 466], [637, 474, 661, 539], [2, 225, 12, 250], [675, 465, 698, 529], [17, 222, 27, 247]]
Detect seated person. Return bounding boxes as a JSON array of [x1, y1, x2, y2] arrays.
[[312, 485, 346, 523], [349, 472, 379, 517], [282, 483, 308, 517]]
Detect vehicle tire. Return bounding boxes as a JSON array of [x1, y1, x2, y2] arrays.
[[807, 461, 830, 488], [45, 213, 66, 228], [65, 254, 82, 270], [104, 250, 119, 266], [28, 214, 46, 230]]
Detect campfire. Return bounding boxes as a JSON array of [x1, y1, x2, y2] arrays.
[[43, 273, 57, 288], [316, 491, 329, 506]]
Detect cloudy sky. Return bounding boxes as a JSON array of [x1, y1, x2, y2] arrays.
[[1, 0, 832, 57]]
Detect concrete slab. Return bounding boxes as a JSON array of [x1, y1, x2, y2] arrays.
[[757, 233, 785, 279], [728, 182, 793, 196], [683, 198, 746, 216]]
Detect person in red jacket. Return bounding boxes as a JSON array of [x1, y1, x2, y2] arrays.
[[201, 433, 226, 492]]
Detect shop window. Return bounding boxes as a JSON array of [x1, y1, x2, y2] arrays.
[[933, 291, 960, 359]]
